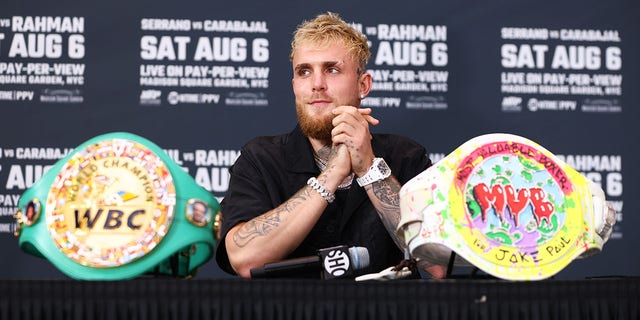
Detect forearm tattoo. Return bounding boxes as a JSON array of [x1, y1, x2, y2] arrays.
[[365, 177, 405, 248], [232, 187, 313, 247], [372, 179, 401, 208]]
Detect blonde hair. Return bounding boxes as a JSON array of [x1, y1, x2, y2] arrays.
[[290, 12, 370, 73]]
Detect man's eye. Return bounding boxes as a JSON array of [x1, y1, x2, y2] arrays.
[[327, 68, 339, 74], [298, 69, 311, 76]]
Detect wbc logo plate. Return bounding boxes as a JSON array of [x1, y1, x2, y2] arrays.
[[45, 138, 177, 268]]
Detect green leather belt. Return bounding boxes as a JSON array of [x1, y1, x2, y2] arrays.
[[13, 132, 220, 280]]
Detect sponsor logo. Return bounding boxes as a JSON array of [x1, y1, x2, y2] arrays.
[[405, 95, 447, 110], [527, 98, 576, 112], [0, 90, 35, 101], [501, 96, 522, 112], [167, 91, 220, 105], [360, 96, 401, 108], [322, 248, 350, 277], [140, 89, 162, 105], [40, 88, 83, 103], [225, 91, 268, 106], [581, 98, 621, 113]]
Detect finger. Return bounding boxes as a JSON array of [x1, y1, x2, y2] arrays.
[[331, 134, 351, 148], [332, 113, 374, 145], [332, 105, 358, 114], [332, 106, 368, 123], [331, 122, 356, 142], [332, 118, 372, 145], [331, 111, 360, 128], [363, 114, 379, 126], [335, 143, 349, 154], [331, 134, 351, 147], [333, 108, 374, 128], [357, 108, 373, 115], [356, 109, 380, 125]]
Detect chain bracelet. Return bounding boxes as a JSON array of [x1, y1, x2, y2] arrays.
[[307, 177, 335, 203]]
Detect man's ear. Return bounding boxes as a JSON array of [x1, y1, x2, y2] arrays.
[[359, 72, 373, 99]]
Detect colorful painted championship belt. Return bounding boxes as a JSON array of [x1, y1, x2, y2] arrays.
[[13, 132, 220, 280], [397, 133, 616, 280]]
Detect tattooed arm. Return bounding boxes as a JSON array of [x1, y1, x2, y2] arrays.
[[225, 145, 351, 279], [225, 187, 322, 279], [361, 176, 406, 249], [331, 106, 406, 249]]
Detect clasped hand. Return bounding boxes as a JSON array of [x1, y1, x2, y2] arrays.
[[325, 106, 380, 180]]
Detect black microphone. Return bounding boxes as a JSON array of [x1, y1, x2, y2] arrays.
[[250, 245, 370, 279]]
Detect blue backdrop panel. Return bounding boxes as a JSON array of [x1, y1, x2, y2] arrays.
[[0, 0, 637, 279]]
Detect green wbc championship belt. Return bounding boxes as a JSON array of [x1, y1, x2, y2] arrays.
[[13, 132, 220, 280], [398, 133, 616, 280]]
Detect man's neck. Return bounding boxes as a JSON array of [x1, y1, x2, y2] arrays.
[[309, 138, 331, 156]]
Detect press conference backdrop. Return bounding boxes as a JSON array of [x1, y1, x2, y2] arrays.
[[0, 0, 637, 280]]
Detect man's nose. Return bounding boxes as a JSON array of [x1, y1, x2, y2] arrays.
[[312, 73, 326, 92]]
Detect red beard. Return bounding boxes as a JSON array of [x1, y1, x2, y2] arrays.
[[296, 104, 334, 141]]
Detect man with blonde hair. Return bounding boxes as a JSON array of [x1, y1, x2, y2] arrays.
[[216, 12, 444, 279]]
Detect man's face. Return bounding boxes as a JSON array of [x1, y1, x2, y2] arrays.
[[292, 41, 364, 141], [192, 202, 207, 223], [26, 204, 35, 219]]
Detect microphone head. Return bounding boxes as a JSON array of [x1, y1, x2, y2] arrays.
[[348, 246, 370, 270]]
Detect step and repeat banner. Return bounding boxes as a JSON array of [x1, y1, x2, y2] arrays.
[[0, 0, 637, 279]]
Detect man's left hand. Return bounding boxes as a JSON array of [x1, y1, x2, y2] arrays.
[[331, 106, 379, 177]]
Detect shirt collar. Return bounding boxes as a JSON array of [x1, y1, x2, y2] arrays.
[[284, 125, 319, 174]]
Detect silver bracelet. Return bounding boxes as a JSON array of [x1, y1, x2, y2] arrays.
[[307, 177, 335, 203]]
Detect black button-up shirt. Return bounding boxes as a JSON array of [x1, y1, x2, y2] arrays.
[[215, 125, 432, 276]]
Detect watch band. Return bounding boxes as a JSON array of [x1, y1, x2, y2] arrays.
[[356, 157, 391, 187], [13, 132, 220, 280], [397, 133, 616, 281]]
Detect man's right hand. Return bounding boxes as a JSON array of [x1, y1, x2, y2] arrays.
[[319, 143, 352, 192], [331, 106, 379, 178]]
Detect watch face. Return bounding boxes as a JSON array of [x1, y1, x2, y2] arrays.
[[377, 159, 390, 175], [357, 158, 390, 186]]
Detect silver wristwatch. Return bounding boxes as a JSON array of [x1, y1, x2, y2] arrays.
[[356, 157, 391, 186]]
